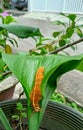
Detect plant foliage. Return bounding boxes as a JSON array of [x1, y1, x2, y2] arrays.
[[1, 11, 83, 130], [2, 53, 83, 130]]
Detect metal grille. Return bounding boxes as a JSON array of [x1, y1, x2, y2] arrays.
[[28, 0, 83, 14], [63, 0, 83, 14]]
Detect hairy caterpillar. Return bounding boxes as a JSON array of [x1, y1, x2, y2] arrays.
[[30, 67, 44, 112]]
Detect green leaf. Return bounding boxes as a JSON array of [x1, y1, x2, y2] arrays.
[[16, 102, 23, 111], [77, 58, 83, 71], [59, 39, 66, 47], [12, 115, 19, 120], [75, 27, 83, 38], [68, 14, 77, 21], [0, 9, 3, 13], [52, 31, 61, 38], [4, 16, 16, 24], [0, 108, 12, 130], [0, 24, 43, 38], [2, 53, 83, 130], [21, 112, 27, 118], [66, 27, 74, 38], [0, 29, 8, 36]]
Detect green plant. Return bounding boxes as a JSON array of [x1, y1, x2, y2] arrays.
[[51, 91, 83, 113], [0, 9, 17, 80], [28, 13, 83, 55], [1, 13, 83, 130], [2, 53, 83, 130], [0, 8, 42, 81], [3, 0, 10, 9], [0, 13, 17, 52], [12, 102, 27, 130]]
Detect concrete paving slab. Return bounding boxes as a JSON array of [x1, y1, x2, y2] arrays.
[[0, 75, 18, 92], [57, 70, 83, 107], [22, 12, 57, 21]]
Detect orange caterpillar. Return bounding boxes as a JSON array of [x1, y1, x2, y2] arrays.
[[30, 67, 44, 112]]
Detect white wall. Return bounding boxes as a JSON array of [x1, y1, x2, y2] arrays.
[[28, 0, 83, 14]]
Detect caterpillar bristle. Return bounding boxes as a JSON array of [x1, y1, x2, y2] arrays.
[[30, 67, 44, 112]]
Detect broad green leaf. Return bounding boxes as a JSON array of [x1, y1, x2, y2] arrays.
[[0, 24, 42, 38], [0, 108, 12, 130], [77, 58, 83, 71], [2, 53, 83, 130]]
